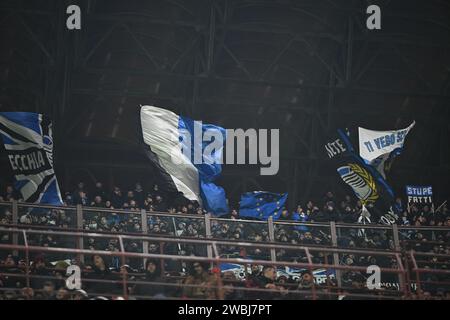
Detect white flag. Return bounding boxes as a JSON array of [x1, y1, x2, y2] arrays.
[[358, 121, 415, 178]]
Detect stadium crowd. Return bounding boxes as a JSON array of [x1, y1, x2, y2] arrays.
[[0, 181, 449, 300]]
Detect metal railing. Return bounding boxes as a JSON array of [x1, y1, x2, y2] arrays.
[[1, 200, 449, 299], [3, 200, 449, 260], [0, 226, 410, 300]]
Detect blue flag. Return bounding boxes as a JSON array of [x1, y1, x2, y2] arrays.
[[140, 106, 228, 215], [292, 211, 309, 231], [0, 112, 62, 205], [239, 191, 288, 220]]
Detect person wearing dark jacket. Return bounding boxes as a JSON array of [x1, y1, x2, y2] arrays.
[[0, 254, 24, 289], [85, 255, 121, 296], [132, 259, 166, 299], [30, 254, 52, 291], [72, 190, 89, 206], [134, 183, 145, 208], [182, 262, 219, 299], [245, 266, 287, 300], [92, 182, 107, 201], [110, 187, 124, 209]]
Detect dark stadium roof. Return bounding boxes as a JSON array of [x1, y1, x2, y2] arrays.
[[0, 0, 449, 205]]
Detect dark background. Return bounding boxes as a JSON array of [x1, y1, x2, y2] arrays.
[[0, 0, 449, 208]]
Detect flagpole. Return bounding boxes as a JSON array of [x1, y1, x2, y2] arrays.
[[171, 217, 182, 252], [434, 200, 447, 214], [172, 217, 186, 273]]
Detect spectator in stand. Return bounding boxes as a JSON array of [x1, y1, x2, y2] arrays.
[[291, 205, 309, 231], [151, 184, 163, 200], [305, 201, 315, 215], [291, 270, 315, 300], [341, 205, 359, 223], [105, 200, 114, 209], [154, 195, 168, 212], [309, 205, 326, 222], [0, 254, 25, 289], [125, 190, 135, 206], [222, 271, 245, 300], [30, 254, 52, 290], [144, 194, 153, 211], [245, 265, 287, 299], [279, 209, 291, 221], [92, 181, 107, 200], [187, 202, 195, 214], [3, 185, 21, 201], [73, 190, 89, 206], [323, 201, 340, 222], [91, 195, 104, 207], [72, 182, 86, 201], [0, 208, 13, 224], [110, 186, 124, 209], [323, 191, 335, 206], [71, 289, 89, 300], [182, 262, 219, 299], [55, 288, 69, 300], [85, 254, 121, 296], [134, 182, 145, 208], [63, 192, 73, 205], [343, 194, 354, 208], [132, 259, 166, 299], [40, 281, 56, 300]]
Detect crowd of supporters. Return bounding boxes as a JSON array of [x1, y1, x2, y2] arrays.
[[2, 181, 449, 226], [0, 181, 449, 300]]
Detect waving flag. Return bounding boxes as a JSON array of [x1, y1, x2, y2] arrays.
[[325, 129, 395, 219], [358, 121, 415, 178], [0, 112, 62, 205], [140, 105, 228, 215], [239, 191, 287, 220]]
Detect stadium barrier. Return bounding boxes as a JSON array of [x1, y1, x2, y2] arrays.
[[0, 200, 449, 299], [0, 226, 409, 300]]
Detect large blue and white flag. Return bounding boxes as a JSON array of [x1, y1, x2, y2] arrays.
[[239, 191, 287, 220], [358, 121, 415, 178], [0, 112, 63, 205], [140, 105, 228, 215]]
